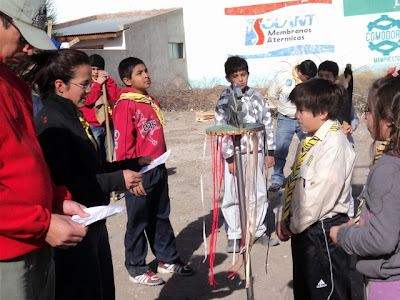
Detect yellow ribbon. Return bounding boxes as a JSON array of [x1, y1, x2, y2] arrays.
[[292, 65, 302, 85], [78, 116, 98, 150], [117, 92, 166, 127], [283, 121, 340, 222]]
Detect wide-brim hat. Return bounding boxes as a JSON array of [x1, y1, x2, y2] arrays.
[[0, 0, 56, 50]]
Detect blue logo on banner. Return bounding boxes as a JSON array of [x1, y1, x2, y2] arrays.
[[366, 15, 400, 56], [230, 44, 334, 59]]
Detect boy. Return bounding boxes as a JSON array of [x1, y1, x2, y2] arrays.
[[81, 54, 120, 162], [318, 61, 359, 218], [215, 56, 278, 253], [268, 60, 317, 192], [318, 60, 359, 148], [276, 78, 355, 300], [113, 57, 192, 286]]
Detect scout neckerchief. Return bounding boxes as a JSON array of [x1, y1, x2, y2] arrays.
[[118, 92, 166, 127], [92, 77, 112, 116], [292, 65, 302, 85], [78, 111, 98, 150], [283, 120, 340, 222], [354, 139, 390, 224]]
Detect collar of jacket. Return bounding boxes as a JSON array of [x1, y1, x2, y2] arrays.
[[42, 93, 80, 118]]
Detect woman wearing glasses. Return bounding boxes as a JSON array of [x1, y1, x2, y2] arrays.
[[18, 49, 151, 300]]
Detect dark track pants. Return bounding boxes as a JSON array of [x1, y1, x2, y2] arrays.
[[291, 214, 351, 300]]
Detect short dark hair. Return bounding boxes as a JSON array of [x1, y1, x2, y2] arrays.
[[297, 59, 317, 78], [289, 78, 347, 119], [89, 54, 105, 70], [318, 60, 339, 77], [224, 56, 248, 77], [118, 57, 145, 86]]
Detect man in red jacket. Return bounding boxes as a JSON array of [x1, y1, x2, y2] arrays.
[[0, 1, 88, 299]]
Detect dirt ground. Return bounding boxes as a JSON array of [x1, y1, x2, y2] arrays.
[[106, 111, 371, 300]]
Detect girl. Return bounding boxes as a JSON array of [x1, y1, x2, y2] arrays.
[[18, 49, 151, 300], [330, 75, 400, 299]]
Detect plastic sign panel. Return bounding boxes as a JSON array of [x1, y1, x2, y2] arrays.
[[222, 0, 336, 77], [344, 0, 400, 17], [220, 0, 400, 78]]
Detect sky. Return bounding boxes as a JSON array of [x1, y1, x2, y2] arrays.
[[52, 0, 185, 23], [50, 0, 396, 85], [52, 0, 287, 23]]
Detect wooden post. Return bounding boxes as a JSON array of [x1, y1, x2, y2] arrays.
[[102, 85, 116, 202], [67, 37, 80, 48], [47, 20, 53, 37]]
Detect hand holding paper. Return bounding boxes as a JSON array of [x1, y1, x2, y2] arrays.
[[71, 205, 125, 226], [123, 170, 142, 190], [139, 150, 171, 173]]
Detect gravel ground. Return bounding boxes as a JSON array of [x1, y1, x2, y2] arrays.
[[107, 111, 370, 300]]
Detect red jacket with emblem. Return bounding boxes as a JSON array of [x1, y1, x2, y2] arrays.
[[80, 78, 120, 126], [0, 61, 64, 260], [113, 87, 166, 160]]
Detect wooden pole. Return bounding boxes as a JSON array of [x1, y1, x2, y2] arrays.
[[206, 123, 263, 299], [102, 84, 116, 202], [47, 20, 53, 37], [67, 37, 80, 48], [234, 134, 254, 300]]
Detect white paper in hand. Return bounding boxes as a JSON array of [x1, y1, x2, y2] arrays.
[[139, 149, 171, 173], [71, 205, 125, 226]]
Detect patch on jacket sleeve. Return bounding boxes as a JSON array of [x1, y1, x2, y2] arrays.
[[43, 116, 47, 123]]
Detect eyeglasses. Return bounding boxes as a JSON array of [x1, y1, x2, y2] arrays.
[[70, 82, 94, 91], [363, 105, 372, 114], [1, 13, 29, 45]]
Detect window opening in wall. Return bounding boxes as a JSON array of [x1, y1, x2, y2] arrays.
[[168, 42, 184, 59]]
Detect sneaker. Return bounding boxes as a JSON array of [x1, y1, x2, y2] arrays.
[[129, 270, 165, 286], [157, 261, 193, 276], [254, 235, 280, 247], [226, 239, 241, 253], [268, 182, 282, 192]]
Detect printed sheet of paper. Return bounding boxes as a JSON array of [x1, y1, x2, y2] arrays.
[[71, 205, 125, 226], [139, 149, 171, 173]]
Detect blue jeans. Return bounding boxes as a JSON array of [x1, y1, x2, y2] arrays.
[[90, 124, 114, 163], [271, 113, 305, 186], [124, 165, 180, 276]]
